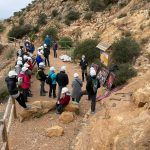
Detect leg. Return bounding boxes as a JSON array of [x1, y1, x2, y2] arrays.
[[40, 81, 45, 96], [56, 104, 64, 114], [49, 84, 52, 97], [16, 94, 27, 108], [53, 84, 56, 98], [44, 58, 47, 66], [23, 89, 28, 102], [47, 56, 50, 67], [57, 86, 62, 100], [91, 94, 96, 113], [82, 70, 84, 82], [85, 69, 87, 81]]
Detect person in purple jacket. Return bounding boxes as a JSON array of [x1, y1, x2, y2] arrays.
[[53, 41, 58, 58]]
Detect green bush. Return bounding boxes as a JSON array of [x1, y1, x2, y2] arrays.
[[13, 11, 22, 17], [89, 0, 106, 12], [0, 23, 5, 33], [0, 86, 9, 101], [42, 27, 58, 41], [122, 31, 132, 37], [84, 12, 93, 20], [74, 39, 99, 63], [114, 63, 137, 86], [59, 37, 73, 48], [112, 37, 141, 64], [37, 13, 47, 26], [65, 11, 80, 22], [8, 24, 33, 40], [19, 17, 24, 25], [51, 9, 58, 18]]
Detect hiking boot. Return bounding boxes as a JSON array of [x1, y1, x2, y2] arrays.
[[44, 91, 48, 93], [91, 111, 95, 114], [40, 93, 46, 96]]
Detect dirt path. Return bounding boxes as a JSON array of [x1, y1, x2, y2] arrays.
[[9, 50, 101, 150]]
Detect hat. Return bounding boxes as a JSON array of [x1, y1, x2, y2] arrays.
[[44, 44, 47, 48], [60, 66, 66, 71], [22, 67, 28, 72], [82, 55, 85, 58], [27, 57, 32, 60], [74, 73, 79, 78], [38, 47, 42, 50], [17, 57, 22, 61], [17, 60, 23, 65], [90, 67, 95, 71], [50, 66, 55, 71], [61, 87, 69, 94], [39, 62, 45, 67], [8, 70, 17, 78], [23, 55, 28, 60], [24, 63, 30, 68], [90, 69, 96, 77]]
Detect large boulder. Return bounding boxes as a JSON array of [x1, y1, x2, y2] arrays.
[[65, 103, 79, 114], [132, 83, 150, 108], [59, 111, 74, 124], [46, 126, 64, 138]]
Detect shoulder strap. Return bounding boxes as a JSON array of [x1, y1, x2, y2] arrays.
[[75, 79, 82, 86]]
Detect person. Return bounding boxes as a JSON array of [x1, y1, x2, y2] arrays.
[[48, 66, 57, 98], [17, 46, 24, 57], [56, 87, 70, 114], [5, 70, 27, 109], [18, 67, 31, 102], [53, 41, 58, 58], [43, 44, 50, 67], [15, 60, 23, 75], [56, 66, 69, 100], [38, 62, 47, 96], [36, 51, 44, 68], [29, 42, 35, 54], [80, 55, 88, 82], [71, 73, 83, 104], [24, 40, 30, 52], [44, 35, 51, 51], [86, 69, 100, 114]]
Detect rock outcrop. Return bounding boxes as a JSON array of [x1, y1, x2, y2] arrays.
[[59, 111, 74, 124]]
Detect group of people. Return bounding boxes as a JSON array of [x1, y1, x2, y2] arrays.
[[5, 35, 100, 114]]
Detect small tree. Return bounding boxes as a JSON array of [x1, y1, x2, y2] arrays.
[[19, 17, 24, 25], [51, 9, 58, 18], [42, 27, 58, 41], [59, 37, 73, 48], [84, 12, 93, 20], [65, 11, 80, 22], [74, 39, 99, 63], [111, 37, 141, 64], [89, 0, 106, 12], [37, 13, 47, 26]]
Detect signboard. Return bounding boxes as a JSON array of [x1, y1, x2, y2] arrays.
[[100, 52, 109, 66]]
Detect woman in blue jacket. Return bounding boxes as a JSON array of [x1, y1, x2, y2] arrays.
[[36, 52, 44, 68], [48, 66, 57, 98]]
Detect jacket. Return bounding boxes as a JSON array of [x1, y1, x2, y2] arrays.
[[18, 72, 30, 89], [36, 55, 43, 65], [43, 47, 50, 57], [15, 65, 22, 75], [59, 94, 70, 105], [86, 75, 100, 95], [5, 77, 18, 95], [44, 37, 51, 46], [53, 43, 58, 51], [27, 61, 33, 71], [38, 68, 47, 81], [56, 71, 69, 87], [71, 77, 83, 100], [80, 59, 88, 70], [48, 71, 56, 85]]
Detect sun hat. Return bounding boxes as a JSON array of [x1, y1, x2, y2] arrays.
[[61, 87, 69, 94], [90, 69, 96, 77], [74, 73, 79, 78], [60, 66, 66, 71], [50, 66, 55, 71], [8, 70, 17, 78]]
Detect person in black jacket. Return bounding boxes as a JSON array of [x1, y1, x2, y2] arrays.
[[38, 62, 47, 96], [5, 70, 27, 109], [86, 69, 100, 114], [43, 44, 50, 67], [80, 55, 88, 82], [56, 66, 69, 100]]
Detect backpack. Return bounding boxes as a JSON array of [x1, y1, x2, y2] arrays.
[[46, 75, 52, 84], [36, 70, 41, 80], [92, 79, 98, 93]]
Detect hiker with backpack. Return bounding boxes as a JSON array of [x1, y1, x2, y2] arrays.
[[15, 60, 23, 75], [36, 62, 47, 96], [47, 66, 57, 98], [86, 69, 100, 114], [71, 73, 83, 104], [56, 66, 69, 100], [43, 44, 50, 67], [53, 41, 58, 58], [5, 70, 28, 109], [80, 55, 88, 82], [56, 87, 70, 114], [36, 51, 44, 68], [18, 67, 31, 102]]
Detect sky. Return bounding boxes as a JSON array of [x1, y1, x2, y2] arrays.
[[0, 0, 33, 19]]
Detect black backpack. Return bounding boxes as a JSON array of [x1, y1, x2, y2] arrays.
[[92, 78, 98, 93], [46, 75, 52, 84]]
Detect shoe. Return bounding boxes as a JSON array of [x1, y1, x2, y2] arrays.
[[44, 91, 48, 93], [40, 93, 46, 96], [25, 104, 32, 110], [91, 111, 95, 114]]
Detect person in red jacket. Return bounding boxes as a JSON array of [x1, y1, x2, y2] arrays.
[[18, 67, 30, 102], [56, 87, 70, 114]]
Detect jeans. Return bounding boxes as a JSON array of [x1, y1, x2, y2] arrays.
[[23, 89, 29, 102], [49, 84, 56, 98], [44, 56, 50, 67], [82, 69, 87, 82], [56, 103, 65, 114], [90, 94, 97, 112], [40, 81, 45, 96], [57, 86, 63, 100], [16, 93, 27, 108], [53, 50, 57, 58]]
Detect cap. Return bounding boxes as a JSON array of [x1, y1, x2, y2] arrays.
[[74, 73, 79, 78], [8, 70, 17, 77], [61, 87, 69, 94]]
